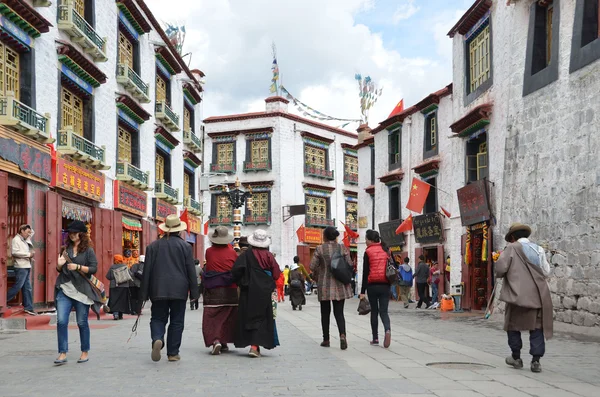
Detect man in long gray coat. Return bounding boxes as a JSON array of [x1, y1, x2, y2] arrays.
[[495, 223, 552, 373]]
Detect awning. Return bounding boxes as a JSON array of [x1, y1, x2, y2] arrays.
[[62, 200, 92, 222], [122, 217, 142, 231]]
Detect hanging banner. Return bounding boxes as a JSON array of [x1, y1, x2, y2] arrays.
[[457, 179, 491, 226], [304, 228, 323, 245], [54, 155, 105, 202], [188, 214, 201, 234], [114, 181, 147, 217], [153, 198, 177, 222], [413, 213, 444, 244]]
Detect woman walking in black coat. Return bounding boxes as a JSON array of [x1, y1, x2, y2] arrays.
[[106, 255, 132, 320]]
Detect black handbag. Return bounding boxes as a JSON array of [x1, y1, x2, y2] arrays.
[[357, 298, 371, 315], [329, 245, 353, 285], [385, 256, 398, 284]]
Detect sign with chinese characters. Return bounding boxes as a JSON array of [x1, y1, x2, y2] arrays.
[[188, 214, 201, 234], [0, 135, 52, 182], [379, 220, 405, 248], [114, 181, 147, 217], [456, 179, 491, 226], [53, 155, 105, 202], [153, 198, 177, 222], [304, 227, 323, 245], [413, 213, 444, 244]]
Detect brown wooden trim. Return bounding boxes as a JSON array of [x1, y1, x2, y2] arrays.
[[378, 169, 405, 184], [447, 0, 492, 38], [302, 182, 335, 192], [413, 157, 441, 175], [450, 103, 493, 134], [265, 96, 289, 104], [4, 0, 52, 33], [300, 130, 334, 144], [57, 42, 108, 84], [116, 95, 151, 121], [207, 127, 273, 137], [155, 126, 179, 146], [117, 0, 152, 33]]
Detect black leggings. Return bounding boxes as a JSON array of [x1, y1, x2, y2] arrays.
[[367, 284, 391, 340], [320, 300, 346, 340], [416, 282, 431, 308]]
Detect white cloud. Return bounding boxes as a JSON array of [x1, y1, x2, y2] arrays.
[[392, 0, 420, 24], [146, 0, 452, 129]]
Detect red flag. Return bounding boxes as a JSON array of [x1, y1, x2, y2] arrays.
[[296, 224, 306, 242], [203, 221, 209, 236], [406, 178, 431, 214], [440, 206, 451, 218], [340, 221, 359, 239], [387, 99, 404, 118], [395, 214, 413, 234], [342, 233, 351, 248], [179, 208, 191, 234]]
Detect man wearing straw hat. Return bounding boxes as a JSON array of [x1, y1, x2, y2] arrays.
[[141, 214, 199, 362], [495, 223, 552, 373]]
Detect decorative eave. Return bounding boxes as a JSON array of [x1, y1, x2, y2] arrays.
[[155, 126, 179, 148], [183, 83, 202, 105], [116, 95, 151, 122], [191, 68, 205, 78], [116, 0, 152, 34], [355, 135, 374, 149], [365, 185, 375, 196], [265, 96, 289, 104], [371, 106, 418, 135], [413, 157, 441, 177], [341, 143, 356, 150], [300, 130, 334, 145], [183, 151, 201, 168], [242, 180, 275, 190], [447, 0, 492, 38], [343, 190, 358, 197], [208, 127, 273, 138], [379, 168, 405, 185], [302, 182, 336, 193], [0, 0, 52, 38], [57, 42, 107, 86], [155, 46, 182, 75], [450, 103, 493, 138]]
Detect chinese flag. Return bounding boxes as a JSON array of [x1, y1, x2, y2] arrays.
[[388, 99, 404, 119], [179, 208, 191, 234], [340, 221, 359, 239], [203, 221, 209, 236], [440, 206, 451, 218], [406, 178, 430, 214], [342, 233, 351, 248], [395, 214, 413, 234], [296, 224, 306, 242]]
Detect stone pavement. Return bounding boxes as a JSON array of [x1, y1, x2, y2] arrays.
[[0, 294, 598, 397]]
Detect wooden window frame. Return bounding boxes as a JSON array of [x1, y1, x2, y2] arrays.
[[423, 111, 438, 159], [216, 142, 235, 166], [0, 42, 20, 100], [465, 133, 488, 184], [61, 86, 84, 136], [118, 30, 134, 70], [388, 128, 401, 170], [468, 24, 491, 94], [304, 144, 328, 170], [215, 194, 233, 219], [344, 155, 358, 180], [117, 125, 133, 164], [247, 191, 270, 216], [345, 200, 357, 225], [155, 147, 171, 185], [183, 170, 195, 198], [305, 195, 328, 221], [250, 139, 270, 164]]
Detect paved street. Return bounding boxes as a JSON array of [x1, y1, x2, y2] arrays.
[[1, 295, 600, 397]]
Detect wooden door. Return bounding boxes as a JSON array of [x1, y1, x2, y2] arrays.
[[149, 222, 158, 249], [32, 188, 46, 304], [113, 211, 123, 257], [141, 219, 150, 255], [0, 171, 8, 312], [437, 245, 445, 301], [98, 209, 115, 290], [297, 245, 311, 270], [414, 247, 423, 300], [45, 191, 62, 302], [461, 233, 471, 310]]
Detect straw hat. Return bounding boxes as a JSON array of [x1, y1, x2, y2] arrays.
[[504, 222, 532, 242], [248, 229, 271, 248], [209, 226, 234, 245], [158, 214, 187, 233]]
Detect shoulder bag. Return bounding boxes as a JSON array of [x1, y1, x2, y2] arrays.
[[113, 265, 134, 285], [329, 244, 353, 285], [385, 255, 398, 284]]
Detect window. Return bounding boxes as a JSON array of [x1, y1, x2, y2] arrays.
[[582, 0, 599, 47], [155, 148, 171, 185], [74, 0, 85, 17], [570, 0, 600, 72], [424, 112, 438, 158], [388, 128, 401, 170], [305, 145, 326, 170], [466, 133, 488, 183], [118, 126, 132, 163], [183, 107, 191, 132], [183, 171, 195, 198], [251, 140, 269, 163], [524, 1, 559, 95], [389, 186, 401, 221], [216, 195, 232, 219], [118, 31, 134, 69], [344, 155, 358, 183], [306, 196, 328, 220], [0, 42, 19, 99], [217, 143, 234, 165], [345, 201, 357, 225], [61, 86, 84, 136], [156, 74, 168, 104], [468, 23, 491, 93], [423, 178, 438, 214], [250, 192, 269, 216], [155, 151, 165, 182]]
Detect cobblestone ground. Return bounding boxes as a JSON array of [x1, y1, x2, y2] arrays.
[[0, 294, 599, 397]]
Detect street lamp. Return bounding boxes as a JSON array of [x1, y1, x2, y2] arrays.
[[221, 177, 252, 250]]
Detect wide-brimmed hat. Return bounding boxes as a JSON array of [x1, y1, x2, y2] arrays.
[[238, 236, 249, 247], [158, 214, 187, 234], [66, 220, 87, 233], [209, 226, 234, 245], [248, 229, 271, 248], [505, 222, 532, 242]]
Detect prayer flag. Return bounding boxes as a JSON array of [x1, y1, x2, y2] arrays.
[[405, 178, 430, 214]]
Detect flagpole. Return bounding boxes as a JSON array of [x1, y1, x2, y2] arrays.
[[417, 178, 453, 197]]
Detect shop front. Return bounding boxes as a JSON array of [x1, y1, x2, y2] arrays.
[[412, 213, 446, 302], [457, 179, 493, 311], [296, 227, 323, 270], [114, 180, 149, 267]]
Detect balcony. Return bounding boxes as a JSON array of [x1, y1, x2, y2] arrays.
[[57, 128, 109, 170], [0, 94, 53, 144], [116, 64, 150, 103], [243, 160, 272, 172], [304, 165, 334, 180], [305, 216, 335, 228], [155, 180, 179, 204], [184, 196, 203, 216], [155, 101, 179, 132], [210, 163, 236, 174], [344, 173, 358, 185], [183, 129, 202, 153], [116, 162, 151, 191], [244, 213, 271, 225], [57, 0, 107, 62], [209, 216, 233, 226]]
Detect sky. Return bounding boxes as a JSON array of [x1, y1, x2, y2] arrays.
[[145, 0, 472, 131]]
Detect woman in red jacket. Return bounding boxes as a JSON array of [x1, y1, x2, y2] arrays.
[[359, 230, 392, 348]]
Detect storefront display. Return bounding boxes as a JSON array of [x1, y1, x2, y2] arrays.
[[122, 217, 142, 268]]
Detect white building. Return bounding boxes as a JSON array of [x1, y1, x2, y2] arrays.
[[203, 96, 359, 268]]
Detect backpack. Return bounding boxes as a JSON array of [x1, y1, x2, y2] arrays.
[[329, 245, 353, 285], [398, 265, 413, 286], [112, 265, 133, 285]]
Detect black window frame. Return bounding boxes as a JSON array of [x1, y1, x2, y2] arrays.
[[465, 132, 488, 184], [423, 110, 439, 159], [388, 127, 401, 170], [423, 177, 438, 214], [155, 145, 172, 185], [388, 184, 401, 221], [370, 145, 375, 185], [464, 17, 494, 106], [57, 77, 95, 144], [570, 0, 600, 73], [245, 137, 271, 166], [245, 190, 272, 216], [523, 0, 560, 96], [83, 0, 95, 27], [212, 141, 237, 167]]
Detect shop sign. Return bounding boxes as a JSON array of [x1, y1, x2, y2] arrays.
[[53, 155, 105, 202], [114, 181, 147, 217], [379, 220, 405, 247], [188, 214, 201, 234], [153, 198, 177, 222], [0, 136, 52, 182], [61, 64, 93, 95], [457, 179, 491, 226], [304, 227, 323, 245], [413, 213, 444, 244], [358, 216, 369, 228]]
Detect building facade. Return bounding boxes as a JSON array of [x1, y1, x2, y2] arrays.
[[203, 96, 359, 268], [0, 0, 205, 315]]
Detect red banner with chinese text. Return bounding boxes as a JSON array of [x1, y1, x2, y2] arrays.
[[53, 155, 105, 202]]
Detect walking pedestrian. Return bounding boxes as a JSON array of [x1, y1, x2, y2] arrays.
[[496, 223, 553, 373], [414, 255, 431, 309], [141, 214, 199, 362], [276, 271, 285, 303], [54, 220, 103, 365], [191, 260, 201, 310], [310, 226, 353, 350], [429, 261, 441, 309], [398, 257, 413, 308], [283, 265, 290, 296], [106, 255, 132, 320], [359, 230, 392, 348], [129, 255, 145, 315], [7, 224, 36, 315], [289, 262, 306, 310], [203, 226, 238, 355]]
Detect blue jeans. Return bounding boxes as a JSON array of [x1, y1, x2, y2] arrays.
[[390, 284, 398, 300], [56, 289, 91, 354], [7, 268, 34, 311], [432, 283, 439, 304], [150, 300, 186, 356]]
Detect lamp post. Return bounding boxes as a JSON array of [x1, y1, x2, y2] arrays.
[[220, 178, 252, 250]]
